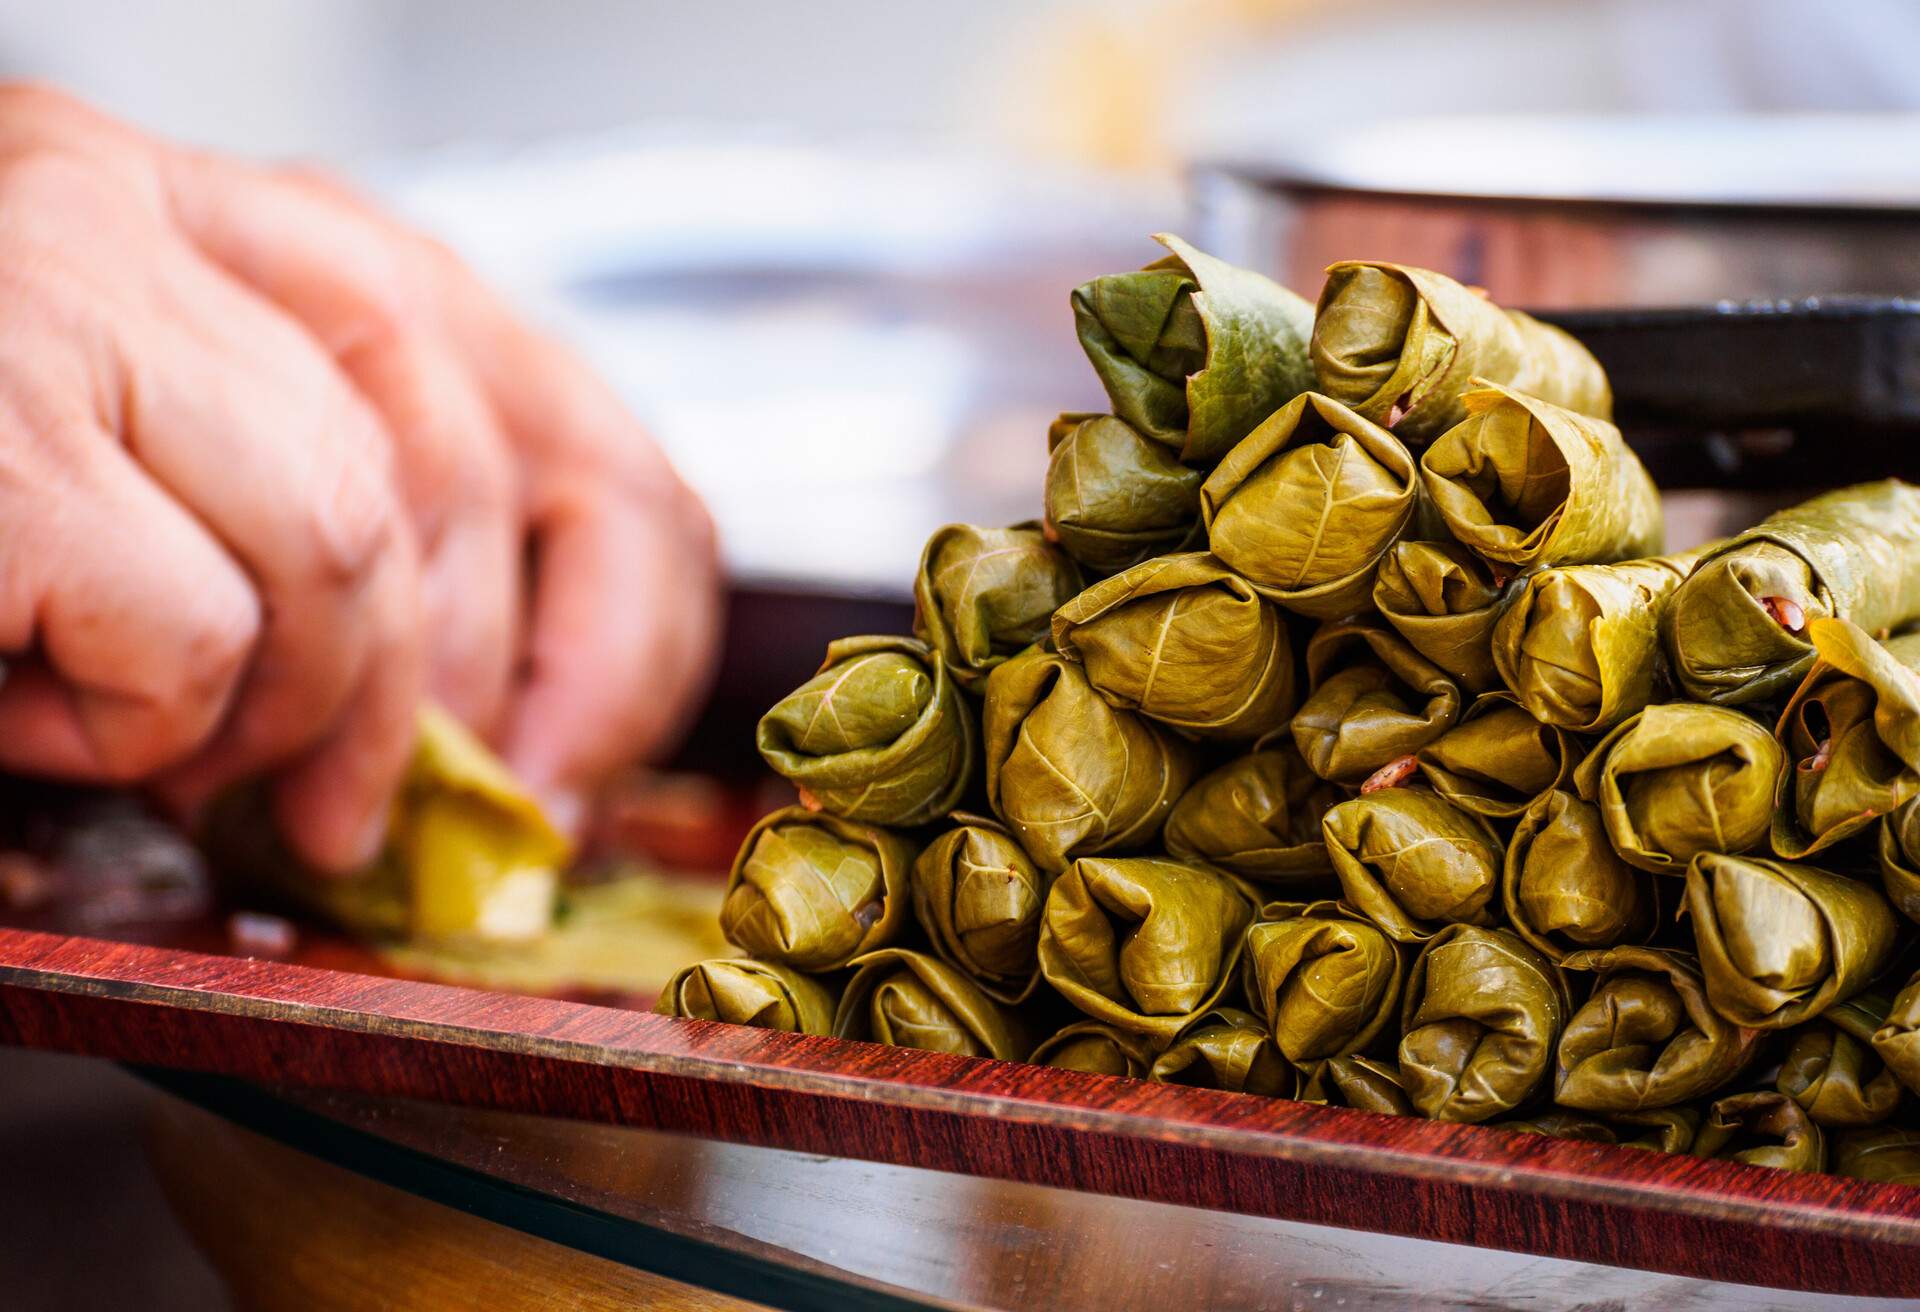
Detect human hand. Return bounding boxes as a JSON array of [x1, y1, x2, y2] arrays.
[[0, 85, 721, 871]]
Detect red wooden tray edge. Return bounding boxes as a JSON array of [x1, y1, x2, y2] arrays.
[[4, 926, 1918, 1296]]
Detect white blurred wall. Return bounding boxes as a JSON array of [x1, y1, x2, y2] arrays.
[[0, 0, 1063, 161], [0, 0, 1914, 168]]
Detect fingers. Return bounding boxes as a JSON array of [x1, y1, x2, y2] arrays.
[[170, 152, 722, 831], [440, 284, 723, 829], [0, 418, 260, 781], [164, 151, 521, 739], [119, 245, 426, 872], [501, 479, 719, 833], [335, 335, 518, 738]]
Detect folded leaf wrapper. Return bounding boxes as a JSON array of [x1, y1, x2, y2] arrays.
[[1555, 946, 1756, 1112], [1778, 992, 1903, 1127], [1881, 798, 1920, 924], [1244, 899, 1406, 1062], [1199, 393, 1424, 618], [207, 705, 572, 944], [1373, 539, 1512, 693], [1299, 1056, 1414, 1116], [1291, 618, 1463, 784], [720, 806, 916, 972], [1399, 925, 1571, 1123], [913, 523, 1082, 692], [1774, 620, 1920, 859], [757, 635, 974, 827], [1073, 233, 1314, 465], [1504, 790, 1655, 963], [1162, 743, 1341, 886], [1492, 549, 1709, 733], [1310, 260, 1612, 442], [1872, 969, 1920, 1095], [1419, 383, 1661, 571], [1496, 1111, 1624, 1146], [1500, 1109, 1699, 1154], [1573, 703, 1785, 875], [984, 647, 1198, 873], [1692, 1091, 1827, 1173], [1322, 788, 1503, 944], [1043, 414, 1204, 575], [1686, 852, 1897, 1030], [1052, 552, 1297, 740], [1663, 479, 1920, 705], [911, 815, 1047, 1004], [1834, 1126, 1920, 1184], [654, 958, 838, 1035], [1038, 856, 1256, 1040], [1613, 1107, 1704, 1154], [833, 948, 1032, 1060], [1030, 1019, 1157, 1077], [1149, 1006, 1294, 1095], [1416, 691, 1577, 820]]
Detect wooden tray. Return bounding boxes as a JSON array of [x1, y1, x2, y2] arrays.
[[11, 310, 1920, 1300], [4, 924, 1920, 1298]]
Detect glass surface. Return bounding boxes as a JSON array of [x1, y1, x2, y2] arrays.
[[147, 1071, 1888, 1312]]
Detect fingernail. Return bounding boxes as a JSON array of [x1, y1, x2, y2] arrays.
[[537, 787, 585, 842], [351, 802, 393, 869]]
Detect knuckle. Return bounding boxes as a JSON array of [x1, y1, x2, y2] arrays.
[[299, 460, 405, 592]]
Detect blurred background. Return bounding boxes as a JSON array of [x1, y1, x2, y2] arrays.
[[10, 0, 1919, 597], [3, 4, 1920, 1306]]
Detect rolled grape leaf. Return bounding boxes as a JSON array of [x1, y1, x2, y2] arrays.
[[1777, 992, 1903, 1128], [653, 958, 837, 1035], [1298, 1056, 1414, 1116], [1419, 382, 1661, 570], [1310, 260, 1612, 442], [1243, 899, 1406, 1062], [1373, 538, 1513, 693], [1492, 548, 1711, 733], [1692, 1091, 1826, 1173], [983, 646, 1198, 873], [1685, 851, 1897, 1030], [1504, 790, 1656, 963], [1495, 1111, 1622, 1145], [1871, 969, 1920, 1095], [1663, 479, 1920, 705], [1291, 618, 1463, 784], [1398, 925, 1572, 1123], [1773, 620, 1920, 859], [203, 706, 573, 946], [1030, 1019, 1157, 1077], [1198, 392, 1424, 618], [1572, 703, 1785, 875], [1613, 1107, 1703, 1154], [1834, 1126, 1920, 1183], [1073, 233, 1314, 465], [1037, 855, 1256, 1040], [1415, 691, 1577, 820], [1322, 788, 1503, 944], [1149, 1006, 1294, 1096], [910, 814, 1047, 1004], [757, 634, 974, 826], [1881, 798, 1920, 924], [1052, 551, 1297, 740], [832, 948, 1032, 1060], [913, 523, 1081, 692], [1162, 741, 1341, 887], [1043, 413, 1204, 576], [720, 806, 916, 971], [1555, 945, 1757, 1112]]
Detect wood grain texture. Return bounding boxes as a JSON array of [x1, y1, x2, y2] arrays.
[[5, 926, 1920, 1297], [149, 1097, 768, 1312]]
